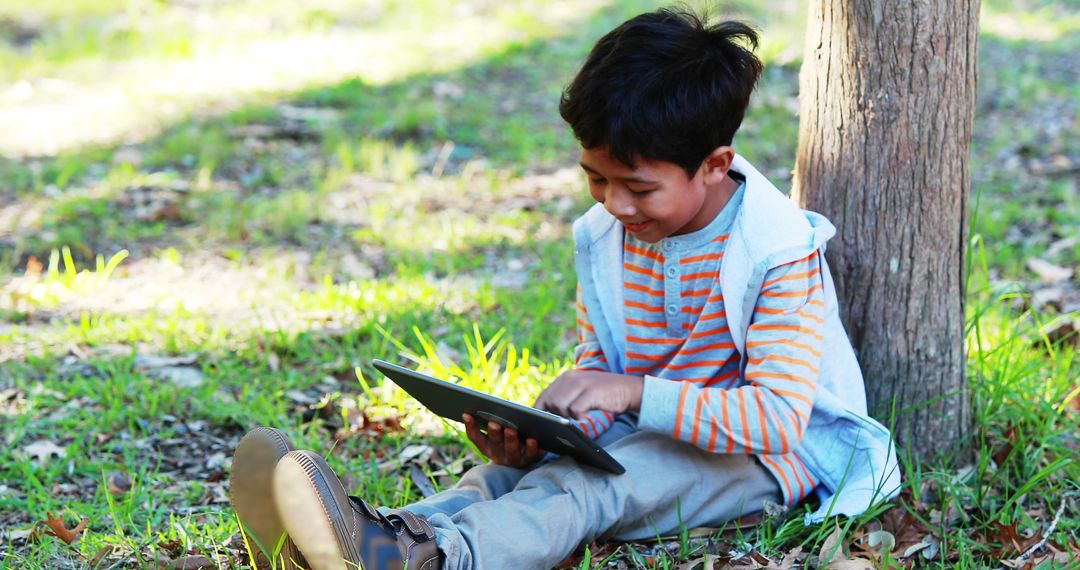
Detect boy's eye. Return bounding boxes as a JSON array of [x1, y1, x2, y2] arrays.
[[628, 187, 656, 194]]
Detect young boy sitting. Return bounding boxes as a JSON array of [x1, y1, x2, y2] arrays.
[[229, 7, 901, 570]]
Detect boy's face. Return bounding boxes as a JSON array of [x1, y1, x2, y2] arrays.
[[579, 146, 727, 243]]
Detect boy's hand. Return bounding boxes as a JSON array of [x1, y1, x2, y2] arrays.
[[462, 413, 545, 468], [534, 370, 644, 419]]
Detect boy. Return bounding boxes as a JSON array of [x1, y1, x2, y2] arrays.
[[230, 7, 901, 570]]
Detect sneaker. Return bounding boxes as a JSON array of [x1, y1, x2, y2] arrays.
[[273, 450, 442, 570], [230, 427, 308, 569]]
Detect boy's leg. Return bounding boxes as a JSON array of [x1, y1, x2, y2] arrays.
[[422, 430, 781, 570], [406, 414, 642, 519], [400, 462, 532, 519]]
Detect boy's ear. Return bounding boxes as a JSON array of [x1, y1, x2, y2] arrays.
[[701, 146, 736, 186]]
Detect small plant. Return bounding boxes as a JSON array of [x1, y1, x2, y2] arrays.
[[1, 247, 129, 310]]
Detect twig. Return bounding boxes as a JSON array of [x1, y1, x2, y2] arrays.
[[431, 141, 455, 178], [1016, 497, 1068, 562]]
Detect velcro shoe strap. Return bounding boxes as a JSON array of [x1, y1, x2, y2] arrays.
[[349, 495, 384, 522], [387, 509, 435, 541]]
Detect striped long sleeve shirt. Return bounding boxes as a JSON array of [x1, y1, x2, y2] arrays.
[[572, 190, 824, 506]]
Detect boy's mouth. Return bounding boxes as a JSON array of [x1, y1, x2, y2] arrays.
[[623, 221, 651, 233]]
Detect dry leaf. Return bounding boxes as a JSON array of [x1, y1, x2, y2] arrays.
[[22, 440, 66, 463], [819, 522, 847, 564], [762, 499, 788, 517], [107, 471, 132, 495], [133, 354, 198, 368], [1043, 320, 1078, 347], [863, 530, 896, 553], [399, 444, 434, 463], [90, 545, 115, 567], [987, 521, 1041, 558], [10, 527, 35, 540], [170, 555, 214, 569], [410, 464, 437, 498], [824, 560, 875, 569], [918, 536, 940, 560], [771, 546, 802, 569], [1027, 258, 1074, 283], [42, 512, 88, 544], [1030, 286, 1065, 310], [678, 554, 721, 570]]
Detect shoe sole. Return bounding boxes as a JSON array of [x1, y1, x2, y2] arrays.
[[273, 451, 361, 570], [231, 427, 304, 569]]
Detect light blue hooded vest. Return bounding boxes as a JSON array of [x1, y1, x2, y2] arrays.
[[572, 154, 902, 523]]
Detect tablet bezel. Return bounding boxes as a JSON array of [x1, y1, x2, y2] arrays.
[[371, 359, 625, 474]]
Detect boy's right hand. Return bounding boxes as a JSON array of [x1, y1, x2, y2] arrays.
[[462, 413, 545, 468]]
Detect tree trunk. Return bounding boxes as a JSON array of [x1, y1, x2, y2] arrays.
[[792, 0, 979, 460]]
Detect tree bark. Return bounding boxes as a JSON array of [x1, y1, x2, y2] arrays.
[[792, 0, 979, 459]]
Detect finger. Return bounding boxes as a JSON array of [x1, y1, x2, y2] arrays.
[[569, 400, 594, 420], [524, 437, 541, 460], [504, 428, 521, 459], [534, 384, 555, 411], [487, 421, 505, 463], [487, 421, 504, 447], [552, 383, 589, 418], [463, 414, 489, 456]]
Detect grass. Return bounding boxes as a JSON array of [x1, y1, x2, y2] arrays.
[[1, 0, 1079, 568]]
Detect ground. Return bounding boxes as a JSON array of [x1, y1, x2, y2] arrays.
[[0, 0, 1078, 568]]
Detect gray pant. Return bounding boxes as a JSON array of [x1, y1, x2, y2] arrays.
[[403, 418, 781, 570]]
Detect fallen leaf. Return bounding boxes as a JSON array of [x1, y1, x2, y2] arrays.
[[1043, 320, 1078, 348], [286, 390, 316, 405], [1045, 236, 1078, 258], [773, 546, 802, 569], [678, 554, 722, 570], [151, 366, 204, 389], [21, 440, 66, 463], [399, 444, 433, 463], [863, 529, 895, 553], [762, 499, 788, 517], [824, 560, 875, 569], [1027, 258, 1073, 283], [170, 555, 214, 569], [899, 534, 938, 559], [819, 522, 847, 564], [7, 528, 35, 541], [205, 452, 227, 470], [107, 471, 132, 495], [993, 426, 1019, 466], [987, 521, 1041, 558], [133, 354, 198, 368], [42, 512, 88, 544], [90, 545, 115, 567], [1030, 286, 1065, 311], [409, 464, 438, 499]]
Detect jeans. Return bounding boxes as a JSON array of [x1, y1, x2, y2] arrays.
[[401, 417, 781, 570]]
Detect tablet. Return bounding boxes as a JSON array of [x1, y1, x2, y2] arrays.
[[372, 359, 625, 474]]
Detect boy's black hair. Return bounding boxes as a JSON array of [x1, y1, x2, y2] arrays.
[[559, 7, 762, 177]]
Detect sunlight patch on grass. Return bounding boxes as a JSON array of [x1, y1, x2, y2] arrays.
[[0, 0, 612, 157]]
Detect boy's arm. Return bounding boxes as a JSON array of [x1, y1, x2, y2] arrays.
[[569, 285, 617, 439], [638, 252, 824, 455]]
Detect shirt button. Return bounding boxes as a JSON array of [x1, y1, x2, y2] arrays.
[[666, 304, 679, 315], [666, 266, 678, 277], [662, 240, 673, 251]]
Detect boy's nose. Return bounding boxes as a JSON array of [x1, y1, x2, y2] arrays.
[[603, 186, 636, 218]]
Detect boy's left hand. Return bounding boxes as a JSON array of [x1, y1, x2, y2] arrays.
[[534, 370, 644, 419]]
